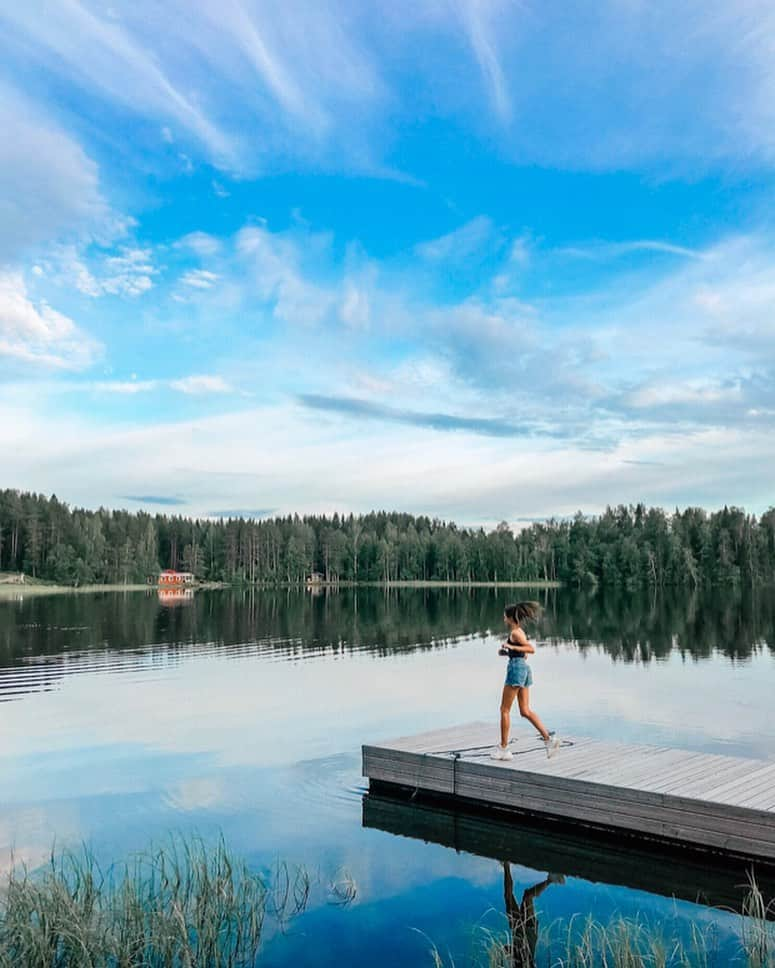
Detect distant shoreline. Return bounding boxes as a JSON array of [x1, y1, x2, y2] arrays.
[[312, 580, 560, 589], [0, 580, 227, 598], [0, 578, 558, 599]]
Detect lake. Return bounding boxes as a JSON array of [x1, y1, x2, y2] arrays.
[[1, 586, 774, 965]]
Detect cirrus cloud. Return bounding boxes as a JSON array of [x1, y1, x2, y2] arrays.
[[0, 84, 108, 264], [6, 0, 775, 177], [0, 271, 101, 370]]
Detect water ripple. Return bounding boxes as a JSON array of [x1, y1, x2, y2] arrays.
[[0, 633, 467, 704]]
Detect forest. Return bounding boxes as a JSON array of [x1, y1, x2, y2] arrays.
[[1, 488, 773, 588]]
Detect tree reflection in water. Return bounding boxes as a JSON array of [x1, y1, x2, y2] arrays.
[[2, 585, 773, 675]]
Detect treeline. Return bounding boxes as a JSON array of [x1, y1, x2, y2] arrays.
[[1, 489, 774, 588]]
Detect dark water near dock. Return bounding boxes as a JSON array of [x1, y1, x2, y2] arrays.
[[1, 586, 774, 964]]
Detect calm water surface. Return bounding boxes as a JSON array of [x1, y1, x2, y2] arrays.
[[1, 586, 774, 964]]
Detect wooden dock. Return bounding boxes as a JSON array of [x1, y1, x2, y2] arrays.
[[362, 722, 775, 863]]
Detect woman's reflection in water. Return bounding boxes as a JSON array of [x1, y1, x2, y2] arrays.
[[501, 862, 565, 967]]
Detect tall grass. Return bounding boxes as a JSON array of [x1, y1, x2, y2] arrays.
[[0, 835, 312, 967], [427, 878, 775, 968], [740, 875, 775, 968]]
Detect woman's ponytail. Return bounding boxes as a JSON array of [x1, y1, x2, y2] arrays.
[[504, 601, 542, 625]]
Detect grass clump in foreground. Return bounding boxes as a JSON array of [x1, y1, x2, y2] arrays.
[[427, 876, 775, 968], [0, 835, 314, 967]]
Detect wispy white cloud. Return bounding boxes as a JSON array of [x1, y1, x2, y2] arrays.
[[176, 232, 223, 258], [169, 375, 232, 394], [45, 246, 100, 298], [0, 0, 381, 173], [41, 245, 158, 298], [507, 235, 531, 266], [555, 240, 704, 261], [0, 271, 101, 370], [0, 3, 234, 165], [567, 234, 775, 363], [626, 380, 743, 409], [535, 233, 775, 428], [195, 0, 322, 130], [89, 375, 232, 395], [492, 234, 533, 292], [339, 281, 371, 330], [0, 84, 108, 263], [6, 0, 775, 176], [98, 248, 158, 295], [180, 269, 219, 289], [415, 216, 495, 262], [452, 0, 513, 121], [90, 380, 158, 394], [236, 224, 337, 326]]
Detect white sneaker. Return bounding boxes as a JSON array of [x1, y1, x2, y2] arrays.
[[543, 732, 560, 758], [490, 746, 513, 761]]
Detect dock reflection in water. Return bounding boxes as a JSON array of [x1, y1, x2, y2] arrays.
[[362, 790, 775, 919]]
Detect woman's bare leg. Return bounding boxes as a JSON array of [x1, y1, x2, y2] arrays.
[[500, 685, 519, 746], [517, 687, 550, 740]]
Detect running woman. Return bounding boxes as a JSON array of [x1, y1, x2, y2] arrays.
[[492, 601, 560, 760]]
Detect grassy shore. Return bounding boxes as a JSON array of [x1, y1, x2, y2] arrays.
[[0, 576, 558, 599], [0, 575, 228, 599], [0, 837, 305, 967], [1, 836, 772, 967], [358, 579, 559, 589], [0, 582, 151, 599]]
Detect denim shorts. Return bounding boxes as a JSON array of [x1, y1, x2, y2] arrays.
[[505, 657, 533, 688]]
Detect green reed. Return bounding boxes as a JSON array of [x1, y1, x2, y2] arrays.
[[428, 877, 775, 968], [0, 835, 312, 968]]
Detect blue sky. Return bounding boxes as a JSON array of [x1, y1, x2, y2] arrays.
[[2, 1, 775, 525]]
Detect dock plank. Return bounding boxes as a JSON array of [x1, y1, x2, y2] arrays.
[[635, 754, 726, 794], [702, 764, 775, 805], [658, 759, 766, 799], [587, 750, 713, 790]]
